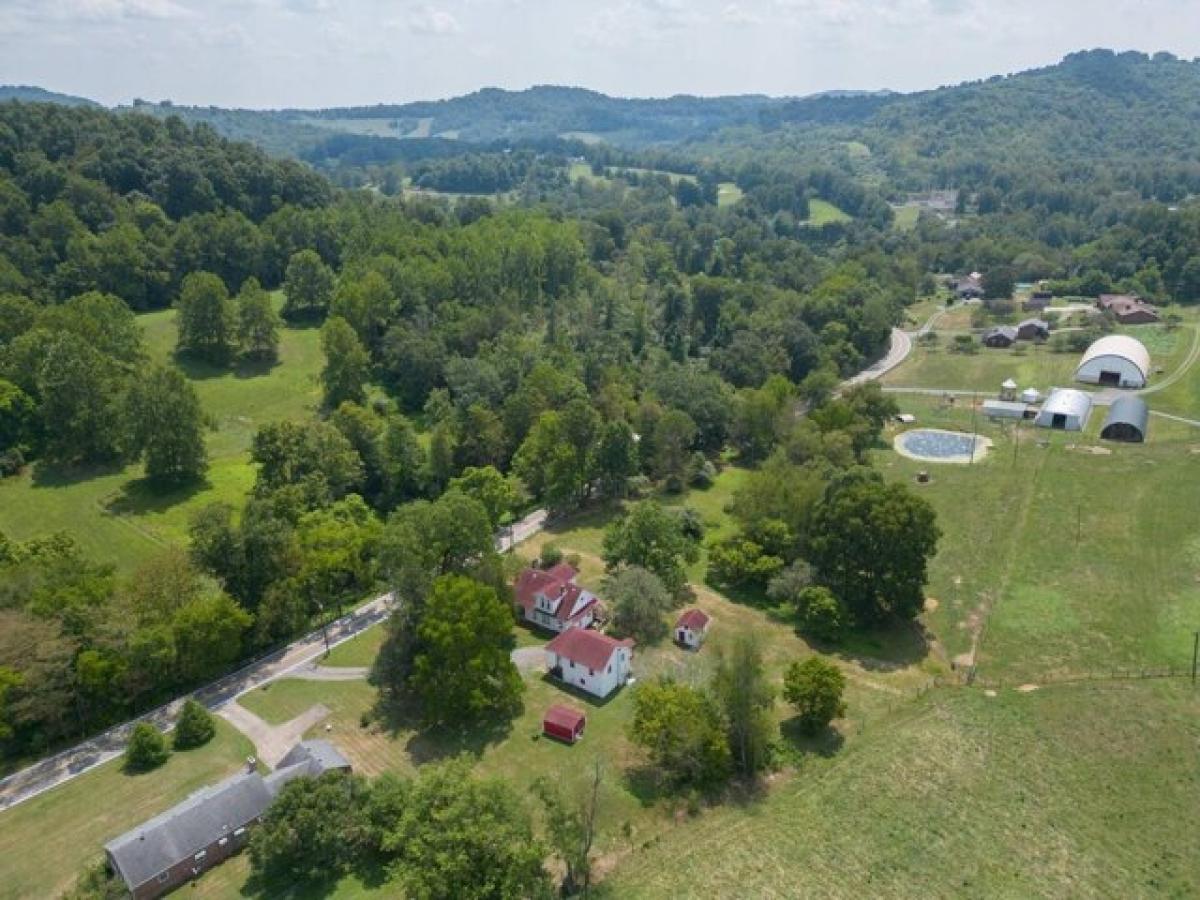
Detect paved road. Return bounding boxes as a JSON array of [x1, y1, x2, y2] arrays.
[[0, 507, 549, 813], [0, 595, 391, 812], [842, 327, 913, 389]]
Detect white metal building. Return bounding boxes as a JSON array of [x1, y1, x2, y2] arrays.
[[1034, 388, 1094, 431], [1074, 335, 1150, 389]]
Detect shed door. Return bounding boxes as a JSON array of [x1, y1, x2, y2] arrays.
[[1099, 370, 1120, 386]]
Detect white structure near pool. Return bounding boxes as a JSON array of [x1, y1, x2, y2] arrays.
[[1033, 388, 1093, 431], [1075, 335, 1150, 389], [894, 429, 992, 464]]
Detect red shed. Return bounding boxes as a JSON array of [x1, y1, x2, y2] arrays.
[[542, 704, 586, 744]]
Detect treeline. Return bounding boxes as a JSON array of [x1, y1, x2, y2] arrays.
[[0, 102, 330, 308]]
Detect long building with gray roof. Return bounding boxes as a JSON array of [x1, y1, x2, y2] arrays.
[[104, 740, 350, 899]]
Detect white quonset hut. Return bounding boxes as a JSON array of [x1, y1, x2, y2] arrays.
[[1034, 388, 1094, 431], [1074, 335, 1150, 389]]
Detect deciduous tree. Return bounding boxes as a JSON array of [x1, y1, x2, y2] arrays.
[[783, 657, 846, 735], [124, 721, 169, 772], [410, 575, 523, 727]]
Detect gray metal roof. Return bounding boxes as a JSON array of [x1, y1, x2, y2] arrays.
[[104, 741, 352, 890], [985, 326, 1017, 341], [104, 771, 271, 889], [1101, 395, 1149, 436], [1036, 391, 1094, 422]]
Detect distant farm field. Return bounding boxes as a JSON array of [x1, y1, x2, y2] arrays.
[[0, 297, 323, 571], [805, 198, 852, 225]]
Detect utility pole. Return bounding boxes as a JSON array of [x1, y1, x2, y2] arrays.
[[1192, 631, 1198, 687], [1075, 503, 1082, 546], [970, 391, 978, 466]]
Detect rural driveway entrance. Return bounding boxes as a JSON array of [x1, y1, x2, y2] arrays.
[[219, 701, 330, 768]]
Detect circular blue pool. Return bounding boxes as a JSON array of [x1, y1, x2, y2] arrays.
[[894, 428, 990, 463]]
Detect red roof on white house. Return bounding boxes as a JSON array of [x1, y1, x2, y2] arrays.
[[514, 564, 599, 625], [545, 628, 633, 671], [676, 608, 711, 632]]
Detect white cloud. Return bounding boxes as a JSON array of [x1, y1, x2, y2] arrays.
[[69, 0, 194, 20], [405, 4, 463, 35], [722, 3, 765, 25]]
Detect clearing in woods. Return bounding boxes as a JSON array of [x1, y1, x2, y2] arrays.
[[0, 295, 324, 572]]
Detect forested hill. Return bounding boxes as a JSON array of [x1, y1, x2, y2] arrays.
[[0, 102, 331, 305], [0, 86, 99, 108], [723, 50, 1200, 188], [301, 85, 784, 144]]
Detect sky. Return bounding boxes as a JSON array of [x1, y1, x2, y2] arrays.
[[1, 0, 1198, 109]]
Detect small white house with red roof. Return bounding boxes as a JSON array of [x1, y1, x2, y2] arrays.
[[514, 563, 599, 633], [544, 629, 634, 698], [675, 608, 712, 649]]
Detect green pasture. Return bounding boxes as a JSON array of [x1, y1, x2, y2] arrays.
[[0, 299, 323, 572], [805, 198, 852, 226], [606, 679, 1200, 898]]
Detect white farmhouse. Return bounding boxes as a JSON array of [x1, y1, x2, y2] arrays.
[[544, 629, 634, 699], [514, 563, 599, 633]]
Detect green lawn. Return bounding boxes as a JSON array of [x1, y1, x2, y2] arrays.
[[716, 182, 743, 207], [805, 198, 852, 226], [319, 623, 387, 668], [883, 324, 1191, 394], [892, 204, 920, 230], [0, 299, 323, 571], [0, 720, 254, 899]]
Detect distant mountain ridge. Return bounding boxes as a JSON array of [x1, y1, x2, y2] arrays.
[[7, 49, 1199, 167], [0, 85, 99, 107]]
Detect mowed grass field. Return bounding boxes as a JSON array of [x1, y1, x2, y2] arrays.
[[0, 720, 254, 900], [805, 198, 852, 226], [879, 395, 1200, 680], [604, 679, 1200, 899], [883, 323, 1192, 394], [0, 297, 323, 571]]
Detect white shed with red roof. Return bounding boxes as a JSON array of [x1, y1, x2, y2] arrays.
[[674, 608, 712, 649], [514, 563, 599, 633], [544, 629, 634, 698]]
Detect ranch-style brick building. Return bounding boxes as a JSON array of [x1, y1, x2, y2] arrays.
[[104, 741, 350, 899]]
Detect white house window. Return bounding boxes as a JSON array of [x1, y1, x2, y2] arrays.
[[218, 837, 229, 847], [234, 827, 246, 837], [607, 665, 612, 674], [194, 850, 207, 862]]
